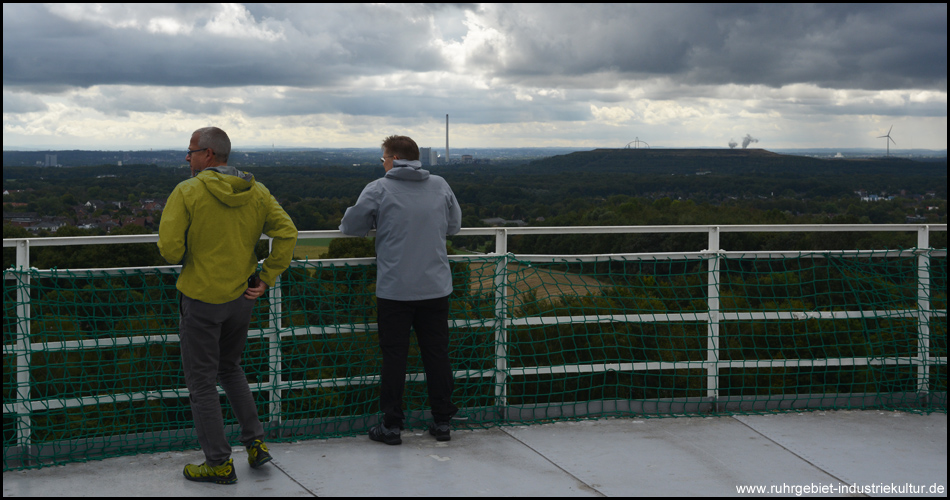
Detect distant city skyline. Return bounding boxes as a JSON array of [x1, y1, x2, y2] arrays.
[[3, 4, 947, 151]]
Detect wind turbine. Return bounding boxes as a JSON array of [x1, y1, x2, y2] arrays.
[[877, 125, 896, 157]]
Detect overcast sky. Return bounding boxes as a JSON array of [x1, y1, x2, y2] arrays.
[[3, 3, 947, 151]]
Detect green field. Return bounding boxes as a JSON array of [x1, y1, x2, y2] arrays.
[[294, 238, 334, 260]]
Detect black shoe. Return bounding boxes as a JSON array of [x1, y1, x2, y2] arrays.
[[428, 422, 451, 442], [368, 422, 401, 445]]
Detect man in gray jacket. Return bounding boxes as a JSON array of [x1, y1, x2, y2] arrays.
[[340, 135, 462, 444]]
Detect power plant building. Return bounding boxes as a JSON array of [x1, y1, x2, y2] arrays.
[[419, 147, 438, 166]]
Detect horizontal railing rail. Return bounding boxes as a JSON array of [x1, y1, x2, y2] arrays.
[[5, 224, 947, 249]]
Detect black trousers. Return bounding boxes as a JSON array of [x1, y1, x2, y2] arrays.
[[376, 295, 458, 428]]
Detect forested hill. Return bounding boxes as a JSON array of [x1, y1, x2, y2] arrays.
[[430, 149, 946, 204], [523, 148, 947, 176], [3, 149, 946, 235]]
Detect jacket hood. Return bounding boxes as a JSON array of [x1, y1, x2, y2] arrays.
[[198, 166, 256, 207], [385, 160, 430, 182]]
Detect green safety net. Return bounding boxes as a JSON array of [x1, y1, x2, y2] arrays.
[[2, 250, 946, 470]]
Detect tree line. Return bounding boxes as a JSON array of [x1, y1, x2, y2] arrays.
[[3, 151, 946, 268]]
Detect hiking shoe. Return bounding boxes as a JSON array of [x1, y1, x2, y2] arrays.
[[368, 422, 402, 445], [429, 422, 451, 442], [246, 439, 272, 469], [182, 458, 237, 485]]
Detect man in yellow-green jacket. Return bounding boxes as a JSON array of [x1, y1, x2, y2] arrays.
[[158, 126, 297, 485]]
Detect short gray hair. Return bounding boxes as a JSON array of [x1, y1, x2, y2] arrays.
[[194, 127, 231, 163]]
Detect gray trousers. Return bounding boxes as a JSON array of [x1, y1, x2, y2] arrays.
[[179, 293, 264, 466]]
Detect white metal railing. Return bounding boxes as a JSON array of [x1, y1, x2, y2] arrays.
[[3, 224, 948, 460]]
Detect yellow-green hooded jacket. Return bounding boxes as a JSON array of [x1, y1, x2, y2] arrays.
[[158, 166, 298, 304]]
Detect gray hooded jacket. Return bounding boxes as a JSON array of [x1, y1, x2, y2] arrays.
[[339, 160, 462, 300]]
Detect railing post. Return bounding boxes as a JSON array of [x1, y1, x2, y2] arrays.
[[707, 227, 720, 409], [266, 237, 283, 434], [493, 229, 509, 420], [14, 239, 32, 455], [916, 226, 931, 403]]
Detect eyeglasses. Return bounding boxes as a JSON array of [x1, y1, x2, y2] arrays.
[[380, 155, 394, 163], [187, 147, 209, 156]]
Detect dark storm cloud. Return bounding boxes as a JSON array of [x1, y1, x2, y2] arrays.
[[78, 86, 589, 124], [695, 4, 947, 91], [2, 3, 449, 89], [474, 4, 947, 92], [4, 4, 945, 94]]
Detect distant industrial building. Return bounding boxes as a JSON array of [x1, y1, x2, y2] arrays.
[[419, 147, 438, 166], [44, 154, 57, 167]]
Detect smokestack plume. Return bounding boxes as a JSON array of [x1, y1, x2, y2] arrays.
[[742, 134, 758, 149], [728, 139, 738, 149]]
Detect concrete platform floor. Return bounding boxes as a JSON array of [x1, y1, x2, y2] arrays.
[[3, 410, 947, 497]]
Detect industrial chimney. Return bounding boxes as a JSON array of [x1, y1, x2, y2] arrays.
[[445, 114, 449, 166]]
